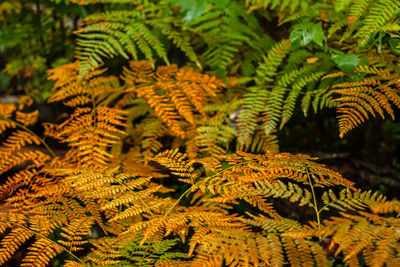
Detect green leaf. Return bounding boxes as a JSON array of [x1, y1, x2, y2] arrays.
[[331, 53, 359, 73], [289, 20, 325, 48], [172, 0, 207, 24]]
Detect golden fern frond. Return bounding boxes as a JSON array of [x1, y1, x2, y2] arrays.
[[0, 103, 17, 134], [0, 169, 37, 200], [58, 217, 94, 251], [202, 151, 354, 191], [64, 260, 87, 267], [85, 235, 132, 265], [369, 199, 400, 214], [150, 149, 198, 184], [2, 130, 40, 152], [327, 65, 400, 137], [125, 209, 246, 248], [285, 207, 400, 266], [0, 227, 34, 265], [47, 61, 120, 107], [190, 229, 267, 266], [0, 150, 51, 175], [122, 61, 224, 139], [321, 188, 386, 212], [21, 238, 64, 267], [54, 106, 128, 166], [15, 110, 39, 126]]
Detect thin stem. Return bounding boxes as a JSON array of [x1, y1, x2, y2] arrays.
[[0, 219, 85, 264], [163, 181, 201, 218], [304, 164, 321, 230]]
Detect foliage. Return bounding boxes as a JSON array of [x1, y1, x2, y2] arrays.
[[0, 0, 86, 101], [1, 0, 400, 266]]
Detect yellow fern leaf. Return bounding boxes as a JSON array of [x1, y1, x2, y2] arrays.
[[0, 227, 34, 265], [15, 110, 39, 126], [21, 238, 64, 267], [122, 61, 224, 139]]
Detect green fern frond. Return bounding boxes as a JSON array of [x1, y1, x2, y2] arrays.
[[356, 0, 400, 46], [237, 39, 291, 145], [76, 11, 169, 76]]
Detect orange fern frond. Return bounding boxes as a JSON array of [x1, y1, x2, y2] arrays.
[[0, 227, 35, 265], [15, 110, 39, 126], [58, 218, 94, 251], [47, 61, 120, 107], [2, 130, 41, 152], [150, 149, 198, 184], [21, 238, 64, 267], [326, 66, 400, 137], [122, 61, 224, 138], [54, 106, 127, 166]]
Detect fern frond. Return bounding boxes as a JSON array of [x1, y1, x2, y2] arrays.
[[76, 7, 169, 76], [328, 66, 400, 137], [0, 227, 34, 265], [287, 210, 400, 266], [122, 61, 224, 139], [2, 130, 40, 152], [237, 40, 291, 144], [21, 238, 64, 267], [356, 0, 400, 46], [188, 3, 268, 76], [0, 103, 17, 134], [58, 218, 94, 251], [321, 188, 385, 212], [279, 71, 326, 129], [255, 39, 291, 84], [15, 110, 39, 126], [0, 150, 51, 175], [150, 149, 198, 184], [54, 106, 127, 166], [47, 62, 120, 106]]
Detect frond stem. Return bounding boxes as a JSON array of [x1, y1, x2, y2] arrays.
[[304, 164, 321, 232]]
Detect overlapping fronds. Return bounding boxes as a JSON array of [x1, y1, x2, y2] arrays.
[[285, 207, 400, 266], [122, 60, 224, 139], [187, 1, 272, 76], [2, 1, 400, 266], [46, 62, 128, 166], [46, 106, 127, 166], [237, 40, 291, 144], [338, 0, 400, 46], [75, 1, 199, 76], [47, 61, 120, 106], [325, 65, 400, 137], [150, 149, 198, 184], [236, 40, 335, 145], [84, 233, 188, 266]]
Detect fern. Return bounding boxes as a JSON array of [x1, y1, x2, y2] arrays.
[[237, 39, 291, 145], [122, 60, 224, 139], [188, 2, 271, 77], [75, 2, 199, 76], [3, 1, 400, 266], [325, 65, 400, 137]]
